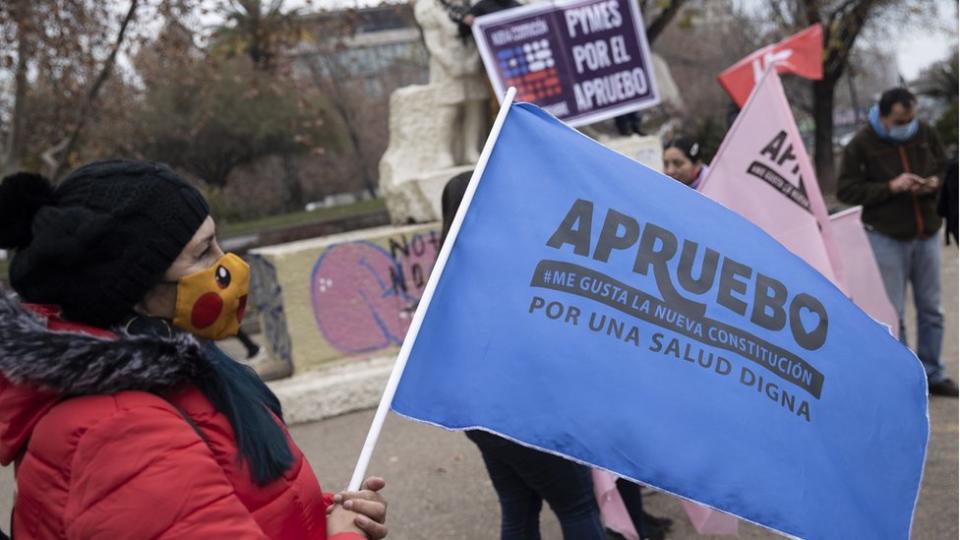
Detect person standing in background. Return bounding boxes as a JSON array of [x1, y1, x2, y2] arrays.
[[837, 87, 957, 397], [663, 136, 709, 190]]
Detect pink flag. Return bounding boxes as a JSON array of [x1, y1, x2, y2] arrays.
[[592, 470, 739, 537], [828, 207, 899, 338], [593, 470, 639, 540], [700, 69, 844, 289], [683, 501, 740, 535]]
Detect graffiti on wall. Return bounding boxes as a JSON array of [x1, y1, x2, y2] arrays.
[[310, 230, 440, 354]]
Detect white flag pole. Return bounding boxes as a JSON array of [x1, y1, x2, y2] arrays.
[[347, 87, 517, 491]]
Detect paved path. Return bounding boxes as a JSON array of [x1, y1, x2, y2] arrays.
[[2, 251, 957, 538]]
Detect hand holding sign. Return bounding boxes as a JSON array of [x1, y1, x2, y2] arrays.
[[472, 0, 659, 126]]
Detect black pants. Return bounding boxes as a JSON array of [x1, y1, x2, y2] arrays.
[[616, 477, 647, 537], [466, 430, 606, 540]]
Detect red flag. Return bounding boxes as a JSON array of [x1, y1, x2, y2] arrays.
[[718, 24, 823, 107]]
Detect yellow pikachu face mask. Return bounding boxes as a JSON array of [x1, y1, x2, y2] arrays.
[[172, 253, 250, 340]]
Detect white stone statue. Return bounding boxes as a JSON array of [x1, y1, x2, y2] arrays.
[[415, 0, 489, 164], [378, 0, 492, 224]]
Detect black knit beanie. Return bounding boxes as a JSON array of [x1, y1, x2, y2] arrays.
[[0, 160, 209, 328]]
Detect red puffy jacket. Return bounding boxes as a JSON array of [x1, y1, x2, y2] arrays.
[[0, 300, 363, 540]]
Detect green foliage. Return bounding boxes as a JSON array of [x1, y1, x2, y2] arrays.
[[131, 56, 329, 188]]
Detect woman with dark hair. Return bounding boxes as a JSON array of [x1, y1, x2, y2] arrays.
[[662, 136, 709, 189], [0, 161, 388, 539]]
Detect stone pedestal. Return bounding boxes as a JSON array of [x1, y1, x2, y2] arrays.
[[379, 82, 480, 223], [382, 163, 474, 225], [378, 0, 490, 225]]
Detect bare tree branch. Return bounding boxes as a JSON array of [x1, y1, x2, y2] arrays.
[[645, 0, 688, 45], [768, 0, 797, 31], [305, 55, 377, 198], [46, 0, 140, 180], [823, 0, 876, 82], [1, 6, 31, 176], [785, 83, 814, 114], [795, 0, 884, 188]]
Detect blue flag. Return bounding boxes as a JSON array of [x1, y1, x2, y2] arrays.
[[392, 103, 928, 539]]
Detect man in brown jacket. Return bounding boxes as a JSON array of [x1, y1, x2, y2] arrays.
[[838, 87, 957, 397]]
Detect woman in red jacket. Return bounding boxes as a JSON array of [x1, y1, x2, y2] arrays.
[[0, 160, 388, 539]]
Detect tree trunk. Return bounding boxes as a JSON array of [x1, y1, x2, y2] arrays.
[[329, 94, 376, 198], [644, 0, 688, 45], [314, 60, 378, 198], [812, 79, 836, 195], [280, 153, 304, 211], [2, 9, 31, 176]]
